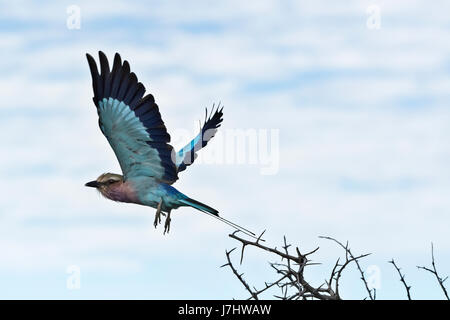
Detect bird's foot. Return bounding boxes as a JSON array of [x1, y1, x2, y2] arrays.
[[153, 199, 164, 228], [163, 210, 171, 235]]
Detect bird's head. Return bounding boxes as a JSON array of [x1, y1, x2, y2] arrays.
[[85, 173, 123, 194]]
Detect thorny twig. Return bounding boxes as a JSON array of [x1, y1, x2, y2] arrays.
[[389, 259, 412, 300], [319, 236, 374, 300], [417, 243, 449, 300], [221, 248, 258, 300]]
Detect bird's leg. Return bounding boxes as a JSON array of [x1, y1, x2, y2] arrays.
[[163, 210, 172, 235], [153, 199, 164, 228]]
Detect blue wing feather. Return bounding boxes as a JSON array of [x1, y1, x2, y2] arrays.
[[86, 52, 178, 183]]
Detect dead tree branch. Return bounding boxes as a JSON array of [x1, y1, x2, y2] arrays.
[[417, 243, 449, 300], [389, 259, 412, 300], [223, 231, 370, 300], [319, 236, 375, 300], [221, 247, 258, 300], [223, 231, 448, 299]]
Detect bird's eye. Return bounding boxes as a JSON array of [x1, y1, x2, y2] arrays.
[[108, 179, 116, 184]]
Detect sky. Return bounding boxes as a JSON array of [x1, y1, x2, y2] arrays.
[[0, 0, 450, 299]]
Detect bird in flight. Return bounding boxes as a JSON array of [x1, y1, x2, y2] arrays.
[[84, 51, 255, 237]]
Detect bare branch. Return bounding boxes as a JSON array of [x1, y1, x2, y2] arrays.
[[319, 236, 374, 300], [417, 243, 449, 300], [224, 232, 447, 300], [221, 248, 258, 300], [389, 259, 412, 300], [229, 231, 305, 263], [224, 231, 371, 300]]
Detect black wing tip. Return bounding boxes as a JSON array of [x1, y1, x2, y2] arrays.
[[202, 103, 224, 132], [86, 53, 97, 69], [86, 51, 120, 59], [96, 51, 123, 75], [112, 53, 122, 70], [99, 51, 110, 74], [98, 50, 107, 59], [86, 51, 140, 105], [211, 102, 224, 119]]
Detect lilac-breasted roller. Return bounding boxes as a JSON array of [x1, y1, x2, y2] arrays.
[[84, 51, 254, 237]]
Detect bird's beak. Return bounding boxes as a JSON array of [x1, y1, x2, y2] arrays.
[[85, 181, 100, 188]]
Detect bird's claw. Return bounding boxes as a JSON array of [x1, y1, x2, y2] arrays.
[[154, 199, 170, 234], [163, 211, 171, 235], [153, 199, 164, 228]]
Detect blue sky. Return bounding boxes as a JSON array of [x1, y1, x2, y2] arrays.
[[0, 0, 450, 299]]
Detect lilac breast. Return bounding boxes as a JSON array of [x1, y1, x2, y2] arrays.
[[106, 181, 140, 204]]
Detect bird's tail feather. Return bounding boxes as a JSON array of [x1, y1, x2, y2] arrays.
[[180, 197, 257, 239]]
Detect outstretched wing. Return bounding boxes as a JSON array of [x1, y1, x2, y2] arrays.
[[176, 105, 224, 173], [86, 51, 178, 183]]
